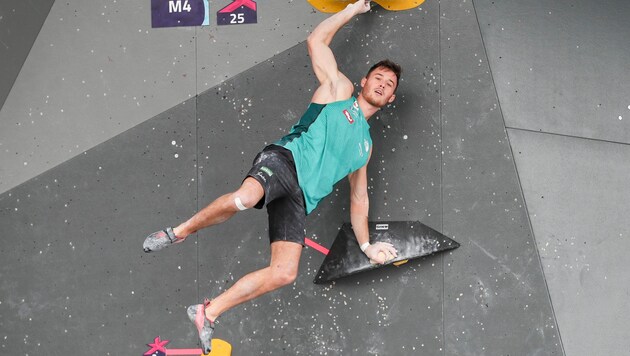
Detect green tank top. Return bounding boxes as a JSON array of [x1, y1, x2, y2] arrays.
[[275, 97, 372, 214]]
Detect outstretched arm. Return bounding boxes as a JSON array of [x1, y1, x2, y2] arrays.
[[307, 0, 371, 103], [348, 153, 397, 264]]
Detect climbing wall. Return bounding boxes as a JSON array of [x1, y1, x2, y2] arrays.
[[0, 1, 572, 354]]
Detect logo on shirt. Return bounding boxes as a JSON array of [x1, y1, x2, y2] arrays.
[[343, 109, 354, 124], [351, 100, 360, 114], [359, 139, 370, 158]]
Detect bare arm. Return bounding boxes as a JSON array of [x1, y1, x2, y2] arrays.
[[349, 163, 370, 246], [348, 151, 397, 264], [307, 0, 371, 103]]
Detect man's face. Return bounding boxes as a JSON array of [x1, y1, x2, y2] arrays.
[[360, 67, 398, 108]]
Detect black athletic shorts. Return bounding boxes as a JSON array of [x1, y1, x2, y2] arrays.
[[245, 144, 306, 246]]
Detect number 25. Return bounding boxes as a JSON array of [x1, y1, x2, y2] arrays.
[[230, 13, 245, 24]]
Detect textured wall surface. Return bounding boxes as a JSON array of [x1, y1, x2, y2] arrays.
[[0, 0, 326, 195], [0, 0, 55, 109], [475, 1, 630, 354]]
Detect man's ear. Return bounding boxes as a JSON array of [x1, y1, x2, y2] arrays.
[[387, 93, 396, 104], [360, 77, 367, 88]]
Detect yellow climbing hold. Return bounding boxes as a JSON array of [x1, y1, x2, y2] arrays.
[[374, 0, 425, 11], [307, 0, 425, 13], [206, 339, 232, 356]]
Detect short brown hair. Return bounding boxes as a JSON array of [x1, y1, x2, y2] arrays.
[[366, 59, 402, 90]]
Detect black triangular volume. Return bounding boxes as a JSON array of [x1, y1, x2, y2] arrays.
[[314, 221, 460, 284]]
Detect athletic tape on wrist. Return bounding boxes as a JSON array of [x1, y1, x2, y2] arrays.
[[360, 242, 370, 252]]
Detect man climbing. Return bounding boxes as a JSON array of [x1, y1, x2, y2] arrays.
[[142, 0, 401, 353]]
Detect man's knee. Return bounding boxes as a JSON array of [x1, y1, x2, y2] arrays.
[[270, 268, 298, 288], [230, 192, 259, 211], [232, 195, 251, 211], [232, 178, 264, 211]]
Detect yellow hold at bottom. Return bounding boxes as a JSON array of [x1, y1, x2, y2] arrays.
[[307, 0, 425, 13], [205, 339, 232, 356]]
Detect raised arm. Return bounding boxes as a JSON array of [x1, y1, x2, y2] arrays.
[[307, 0, 371, 103]]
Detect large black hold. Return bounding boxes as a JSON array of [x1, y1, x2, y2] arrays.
[[314, 221, 460, 284]]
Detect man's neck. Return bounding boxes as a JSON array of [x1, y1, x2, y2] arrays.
[[356, 94, 379, 120]]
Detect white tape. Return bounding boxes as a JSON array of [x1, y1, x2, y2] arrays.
[[360, 242, 370, 252], [234, 197, 248, 211]]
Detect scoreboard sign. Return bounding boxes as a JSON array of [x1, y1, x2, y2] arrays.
[[217, 0, 257, 26], [151, 0, 210, 28]]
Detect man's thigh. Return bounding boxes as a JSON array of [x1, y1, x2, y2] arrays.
[[270, 240, 303, 271], [267, 195, 306, 246]]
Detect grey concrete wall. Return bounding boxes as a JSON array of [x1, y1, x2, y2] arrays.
[[474, 0, 630, 144], [0, 0, 55, 109], [0, 99, 199, 354], [508, 129, 630, 356], [0, 0, 326, 195], [475, 0, 630, 354], [440, 0, 562, 354]]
